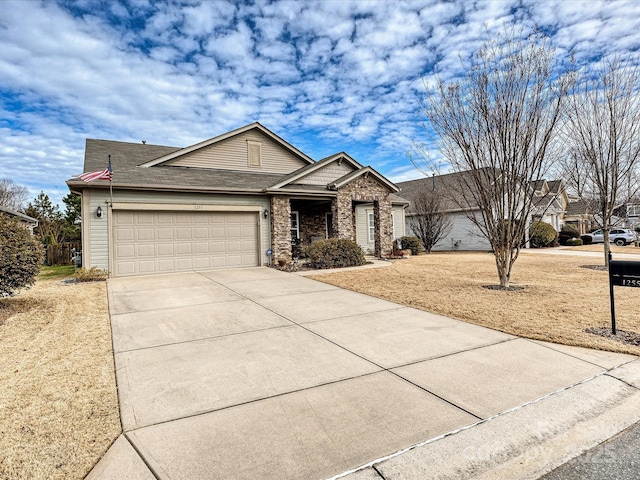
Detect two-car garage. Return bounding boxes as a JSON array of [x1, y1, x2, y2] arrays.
[[112, 210, 260, 277]]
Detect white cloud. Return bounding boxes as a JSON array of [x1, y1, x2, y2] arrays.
[[1, 0, 639, 208]]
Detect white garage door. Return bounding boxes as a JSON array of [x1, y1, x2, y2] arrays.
[[113, 210, 259, 277]]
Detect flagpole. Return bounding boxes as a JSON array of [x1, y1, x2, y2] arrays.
[[108, 154, 113, 208]]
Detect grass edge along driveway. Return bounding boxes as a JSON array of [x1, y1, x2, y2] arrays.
[[0, 266, 120, 480]]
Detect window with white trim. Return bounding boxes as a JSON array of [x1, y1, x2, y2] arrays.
[[628, 204, 640, 217], [247, 140, 262, 168], [368, 212, 375, 242], [291, 211, 300, 242]]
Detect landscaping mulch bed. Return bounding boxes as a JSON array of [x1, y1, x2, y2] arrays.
[[586, 327, 640, 346]]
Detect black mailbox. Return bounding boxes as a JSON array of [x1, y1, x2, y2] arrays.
[[608, 254, 640, 334], [609, 260, 640, 287]]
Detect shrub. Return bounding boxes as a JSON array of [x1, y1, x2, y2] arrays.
[[529, 221, 557, 248], [0, 215, 44, 297], [302, 239, 366, 269], [558, 225, 581, 246], [396, 236, 423, 256], [565, 238, 583, 246], [73, 267, 109, 282], [580, 234, 593, 245]]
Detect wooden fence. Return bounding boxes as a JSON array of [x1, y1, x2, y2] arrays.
[[45, 242, 81, 266]]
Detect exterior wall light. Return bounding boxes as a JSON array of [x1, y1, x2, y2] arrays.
[[263, 209, 269, 219], [96, 205, 102, 218]]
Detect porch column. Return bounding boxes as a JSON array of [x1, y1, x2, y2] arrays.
[[271, 196, 291, 262], [334, 194, 355, 241], [373, 198, 393, 257]]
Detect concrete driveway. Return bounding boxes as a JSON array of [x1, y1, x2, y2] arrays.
[[88, 267, 640, 480]]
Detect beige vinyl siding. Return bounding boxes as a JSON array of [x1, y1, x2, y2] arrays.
[[296, 162, 354, 186], [87, 189, 111, 270], [426, 211, 491, 251], [165, 131, 307, 174], [85, 189, 271, 272]]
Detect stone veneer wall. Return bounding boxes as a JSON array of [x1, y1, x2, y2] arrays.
[[271, 196, 291, 262], [298, 204, 329, 245], [335, 175, 394, 257]]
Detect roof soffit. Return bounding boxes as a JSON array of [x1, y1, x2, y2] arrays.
[[329, 166, 400, 193]]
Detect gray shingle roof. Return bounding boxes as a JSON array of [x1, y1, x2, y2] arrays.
[[565, 199, 591, 216], [66, 139, 288, 193], [396, 169, 499, 213], [67, 138, 406, 203]]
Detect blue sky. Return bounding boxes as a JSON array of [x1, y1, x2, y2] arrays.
[[1, 0, 640, 208]]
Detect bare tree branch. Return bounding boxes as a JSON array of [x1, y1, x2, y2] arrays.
[[414, 28, 571, 288], [560, 56, 640, 265], [407, 188, 453, 253]]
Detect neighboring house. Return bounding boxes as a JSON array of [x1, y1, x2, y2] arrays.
[[397, 171, 493, 251], [563, 198, 592, 234], [624, 203, 640, 232], [530, 179, 567, 232], [66, 122, 406, 277], [0, 205, 38, 235]]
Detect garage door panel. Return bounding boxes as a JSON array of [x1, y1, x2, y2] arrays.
[[156, 213, 173, 224], [137, 244, 155, 257], [176, 258, 194, 270], [157, 243, 174, 256], [139, 260, 158, 273], [194, 257, 210, 269], [157, 259, 175, 272], [226, 225, 242, 238], [210, 241, 225, 253], [137, 228, 155, 241], [177, 243, 192, 254], [116, 212, 135, 224], [138, 213, 155, 224], [116, 262, 135, 276], [194, 242, 209, 254], [115, 228, 135, 241], [113, 210, 259, 277], [157, 228, 174, 240], [116, 245, 135, 258], [176, 228, 192, 240], [194, 227, 209, 238]]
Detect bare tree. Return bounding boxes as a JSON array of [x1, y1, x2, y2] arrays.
[[561, 56, 640, 265], [0, 177, 29, 211], [407, 189, 453, 253], [413, 29, 571, 288]]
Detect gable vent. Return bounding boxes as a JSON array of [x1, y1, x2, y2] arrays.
[[247, 140, 262, 168]]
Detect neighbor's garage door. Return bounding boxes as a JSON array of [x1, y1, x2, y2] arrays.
[[113, 210, 259, 277]]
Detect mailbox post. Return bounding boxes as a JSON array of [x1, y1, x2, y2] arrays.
[[608, 252, 640, 334]]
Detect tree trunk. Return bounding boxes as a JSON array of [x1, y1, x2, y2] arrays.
[[495, 248, 511, 288], [603, 230, 611, 267]]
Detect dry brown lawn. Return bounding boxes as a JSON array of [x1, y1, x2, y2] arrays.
[[0, 270, 120, 479], [310, 252, 640, 356]]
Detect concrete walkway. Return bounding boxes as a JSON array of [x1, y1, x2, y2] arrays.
[[87, 267, 640, 480]]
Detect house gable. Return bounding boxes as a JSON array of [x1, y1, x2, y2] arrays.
[[296, 160, 355, 186], [269, 153, 362, 190], [139, 123, 313, 175]]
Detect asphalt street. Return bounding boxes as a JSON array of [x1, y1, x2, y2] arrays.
[[540, 420, 640, 480]]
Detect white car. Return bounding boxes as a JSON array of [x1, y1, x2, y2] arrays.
[[584, 228, 637, 246]]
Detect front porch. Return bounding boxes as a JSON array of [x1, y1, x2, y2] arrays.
[[270, 190, 393, 263]]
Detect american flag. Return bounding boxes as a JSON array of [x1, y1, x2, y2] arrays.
[[75, 157, 112, 182]]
